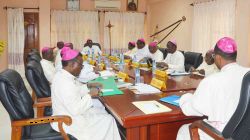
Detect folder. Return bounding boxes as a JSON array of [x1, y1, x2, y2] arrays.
[[132, 100, 172, 114], [160, 95, 180, 106]]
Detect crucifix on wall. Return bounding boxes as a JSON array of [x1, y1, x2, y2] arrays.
[[106, 20, 114, 56]]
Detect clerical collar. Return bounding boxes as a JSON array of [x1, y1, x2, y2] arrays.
[[221, 62, 237, 72]]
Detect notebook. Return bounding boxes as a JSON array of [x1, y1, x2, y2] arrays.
[[160, 95, 180, 106], [132, 100, 172, 114]]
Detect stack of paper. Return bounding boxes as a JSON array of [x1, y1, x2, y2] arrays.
[[133, 100, 172, 114], [132, 83, 161, 94]]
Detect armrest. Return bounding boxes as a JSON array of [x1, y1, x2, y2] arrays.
[[33, 100, 52, 108], [37, 97, 51, 102], [12, 115, 72, 127], [189, 120, 224, 140], [11, 115, 72, 140]]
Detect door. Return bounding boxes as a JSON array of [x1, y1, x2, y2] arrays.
[[24, 12, 39, 65]]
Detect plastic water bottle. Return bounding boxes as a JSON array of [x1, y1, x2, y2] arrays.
[[120, 53, 124, 64], [152, 60, 156, 77], [133, 55, 137, 62], [105, 58, 110, 69], [98, 53, 101, 64], [87, 50, 90, 59], [135, 68, 140, 84], [91, 48, 94, 60]]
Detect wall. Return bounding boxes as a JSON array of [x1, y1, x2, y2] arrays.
[[148, 0, 250, 67], [235, 0, 250, 66], [147, 0, 194, 51]]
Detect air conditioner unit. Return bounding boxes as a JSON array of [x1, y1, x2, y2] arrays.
[[94, 0, 121, 10]]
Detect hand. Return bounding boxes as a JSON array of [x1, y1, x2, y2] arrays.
[[189, 67, 196, 72], [89, 88, 100, 97], [198, 69, 205, 75], [87, 82, 103, 89]]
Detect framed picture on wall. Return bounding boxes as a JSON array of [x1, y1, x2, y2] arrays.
[[127, 0, 138, 11], [67, 0, 80, 11]]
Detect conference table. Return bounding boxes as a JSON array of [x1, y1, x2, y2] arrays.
[[98, 64, 204, 140]]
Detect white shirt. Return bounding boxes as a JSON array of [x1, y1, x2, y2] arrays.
[[150, 49, 164, 62], [124, 48, 137, 58], [178, 63, 249, 139], [197, 61, 219, 77], [51, 69, 121, 140], [78, 62, 99, 83], [54, 49, 62, 71], [40, 59, 56, 83], [81, 45, 102, 56], [163, 51, 185, 72], [133, 45, 150, 62]]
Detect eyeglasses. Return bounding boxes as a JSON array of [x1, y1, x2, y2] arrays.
[[211, 53, 215, 59], [74, 60, 83, 68]]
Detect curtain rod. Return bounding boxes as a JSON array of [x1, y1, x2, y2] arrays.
[[190, 0, 215, 6], [3, 6, 39, 10], [50, 9, 147, 15]]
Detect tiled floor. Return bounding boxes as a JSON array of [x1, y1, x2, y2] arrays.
[[0, 102, 11, 140]]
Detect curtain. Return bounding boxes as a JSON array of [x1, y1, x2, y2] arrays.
[[7, 8, 25, 76], [191, 0, 236, 54], [51, 11, 99, 51], [104, 12, 145, 54]]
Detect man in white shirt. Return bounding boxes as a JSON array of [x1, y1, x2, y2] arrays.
[[54, 41, 64, 71], [124, 41, 137, 59], [158, 40, 185, 72], [40, 47, 56, 83], [51, 49, 121, 140], [133, 38, 150, 62], [81, 39, 102, 56], [148, 41, 164, 62], [176, 37, 249, 140], [190, 49, 219, 77]]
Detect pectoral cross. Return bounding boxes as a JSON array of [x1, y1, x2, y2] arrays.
[[106, 20, 114, 56]]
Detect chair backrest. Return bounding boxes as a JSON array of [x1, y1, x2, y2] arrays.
[[0, 69, 34, 121], [158, 47, 168, 59], [222, 71, 250, 140], [26, 52, 42, 63], [184, 51, 203, 72], [25, 60, 51, 98]]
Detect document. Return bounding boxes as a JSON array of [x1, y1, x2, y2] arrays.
[[132, 100, 172, 114], [131, 83, 161, 94], [99, 70, 115, 77]]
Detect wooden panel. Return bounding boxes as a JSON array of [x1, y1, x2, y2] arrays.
[[24, 12, 39, 65]]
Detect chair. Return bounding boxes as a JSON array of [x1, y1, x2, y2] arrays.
[[158, 47, 168, 59], [184, 51, 203, 72], [189, 71, 250, 140], [25, 60, 52, 117], [0, 69, 76, 140]]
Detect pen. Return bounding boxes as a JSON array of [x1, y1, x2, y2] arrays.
[[154, 104, 160, 108]]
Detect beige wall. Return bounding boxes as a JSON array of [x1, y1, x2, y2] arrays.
[[148, 0, 250, 67], [235, 0, 250, 66], [147, 0, 194, 51]]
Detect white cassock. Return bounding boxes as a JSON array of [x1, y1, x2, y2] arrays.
[[51, 69, 121, 140], [176, 63, 249, 140], [78, 62, 99, 83], [124, 48, 137, 58], [163, 50, 185, 72], [133, 45, 150, 62], [81, 45, 102, 56], [197, 61, 219, 77], [40, 59, 56, 83], [150, 49, 164, 62], [55, 49, 62, 71]]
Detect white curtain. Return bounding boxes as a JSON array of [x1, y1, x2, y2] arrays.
[[51, 11, 99, 51], [104, 12, 145, 53], [191, 0, 236, 54], [7, 8, 25, 76]]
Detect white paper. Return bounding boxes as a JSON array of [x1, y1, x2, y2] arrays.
[[133, 100, 172, 114], [132, 83, 161, 94], [99, 70, 115, 77]]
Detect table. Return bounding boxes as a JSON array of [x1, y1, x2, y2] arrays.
[[100, 89, 202, 140], [112, 64, 204, 92]]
